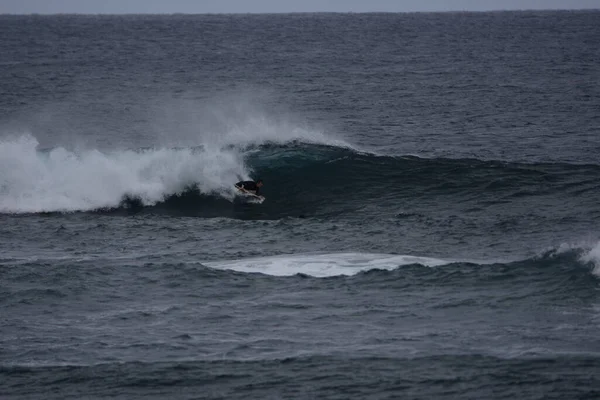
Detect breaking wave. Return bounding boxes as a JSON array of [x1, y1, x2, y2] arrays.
[[1, 133, 599, 216]]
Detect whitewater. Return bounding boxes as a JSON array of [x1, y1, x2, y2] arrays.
[[0, 134, 247, 212], [0, 117, 353, 213]]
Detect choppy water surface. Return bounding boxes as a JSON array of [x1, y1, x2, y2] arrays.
[[1, 11, 600, 399]]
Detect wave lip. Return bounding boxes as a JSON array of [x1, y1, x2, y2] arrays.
[[203, 252, 448, 277]]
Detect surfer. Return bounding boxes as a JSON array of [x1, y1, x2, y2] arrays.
[[235, 179, 264, 197]]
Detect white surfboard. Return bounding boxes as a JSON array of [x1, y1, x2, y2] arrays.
[[235, 186, 265, 204]]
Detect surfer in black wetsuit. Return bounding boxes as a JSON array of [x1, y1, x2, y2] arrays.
[[235, 179, 264, 196]]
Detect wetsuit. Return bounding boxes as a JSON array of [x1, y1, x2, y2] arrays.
[[235, 181, 261, 195]]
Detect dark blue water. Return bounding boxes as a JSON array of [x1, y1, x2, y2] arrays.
[[1, 11, 600, 399]]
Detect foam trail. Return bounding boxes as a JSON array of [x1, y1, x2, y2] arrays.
[[0, 135, 249, 213], [203, 252, 448, 277]]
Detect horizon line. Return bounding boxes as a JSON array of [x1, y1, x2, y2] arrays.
[[1, 8, 600, 16]]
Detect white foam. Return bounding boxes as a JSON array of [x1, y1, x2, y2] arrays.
[[0, 134, 249, 213], [579, 241, 600, 277], [203, 252, 448, 277]]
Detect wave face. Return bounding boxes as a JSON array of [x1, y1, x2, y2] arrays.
[[2, 134, 600, 216], [249, 142, 600, 206]]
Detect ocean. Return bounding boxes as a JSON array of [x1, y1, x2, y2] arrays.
[[1, 10, 600, 399]]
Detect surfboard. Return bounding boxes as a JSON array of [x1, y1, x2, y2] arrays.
[[235, 186, 265, 204]]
